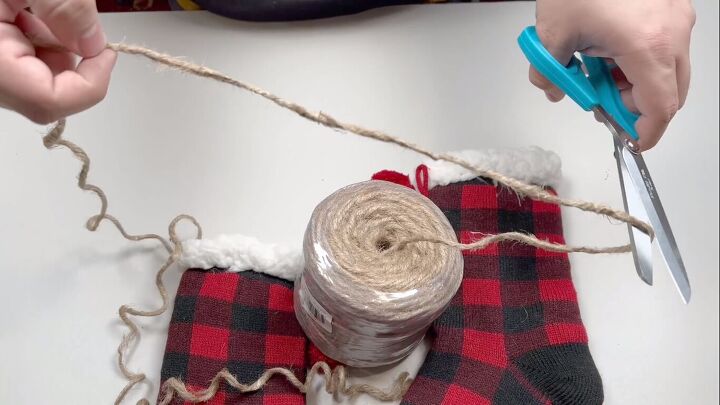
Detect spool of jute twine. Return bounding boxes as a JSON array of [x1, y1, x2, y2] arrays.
[[296, 181, 464, 367]]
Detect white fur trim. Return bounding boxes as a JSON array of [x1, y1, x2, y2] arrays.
[[413, 147, 562, 189], [180, 148, 560, 277], [180, 234, 303, 281]]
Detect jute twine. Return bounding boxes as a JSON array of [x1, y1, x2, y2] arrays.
[[34, 42, 654, 404], [297, 181, 464, 367]]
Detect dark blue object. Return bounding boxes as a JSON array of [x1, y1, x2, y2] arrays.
[[194, 0, 420, 22]]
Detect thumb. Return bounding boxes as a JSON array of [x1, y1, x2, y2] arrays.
[[528, 25, 578, 102], [27, 0, 106, 57]]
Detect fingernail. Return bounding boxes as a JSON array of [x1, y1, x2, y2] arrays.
[[545, 90, 563, 102], [78, 24, 107, 57]]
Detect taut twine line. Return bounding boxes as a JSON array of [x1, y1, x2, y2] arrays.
[[104, 42, 654, 240]]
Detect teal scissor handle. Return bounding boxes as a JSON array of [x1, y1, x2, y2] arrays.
[[518, 26, 639, 140]]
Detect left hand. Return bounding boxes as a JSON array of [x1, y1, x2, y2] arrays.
[[0, 0, 116, 124]]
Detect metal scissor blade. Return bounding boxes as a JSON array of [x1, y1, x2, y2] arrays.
[[596, 107, 691, 303], [613, 137, 654, 285], [619, 146, 691, 303]]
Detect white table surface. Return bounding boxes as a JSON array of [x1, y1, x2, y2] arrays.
[[1, 3, 718, 404]]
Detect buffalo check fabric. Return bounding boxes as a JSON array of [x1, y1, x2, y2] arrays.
[[159, 170, 602, 404], [159, 269, 307, 405], [400, 177, 604, 405]]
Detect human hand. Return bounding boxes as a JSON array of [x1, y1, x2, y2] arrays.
[[530, 0, 696, 150], [0, 0, 116, 124]]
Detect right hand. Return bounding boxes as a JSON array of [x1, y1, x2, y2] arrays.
[[0, 0, 116, 124], [530, 0, 696, 151]]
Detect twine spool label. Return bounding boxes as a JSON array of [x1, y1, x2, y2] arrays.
[[299, 277, 333, 334]]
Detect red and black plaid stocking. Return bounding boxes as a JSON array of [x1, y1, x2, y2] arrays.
[[399, 176, 603, 405], [159, 269, 307, 405], [160, 167, 601, 405]]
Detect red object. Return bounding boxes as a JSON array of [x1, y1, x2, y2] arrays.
[[462, 279, 502, 307], [371, 169, 413, 189], [415, 164, 429, 197]]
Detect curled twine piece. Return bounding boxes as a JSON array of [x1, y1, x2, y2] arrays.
[[39, 43, 655, 404], [159, 362, 412, 405], [43, 120, 202, 405]]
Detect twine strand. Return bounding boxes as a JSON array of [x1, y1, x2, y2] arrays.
[[395, 231, 632, 255]]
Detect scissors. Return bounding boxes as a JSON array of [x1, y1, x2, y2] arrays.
[[517, 26, 691, 303]]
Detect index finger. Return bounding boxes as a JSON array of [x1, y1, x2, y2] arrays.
[[614, 50, 679, 150], [26, 0, 106, 57]]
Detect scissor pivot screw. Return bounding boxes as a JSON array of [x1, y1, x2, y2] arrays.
[[624, 139, 640, 153]]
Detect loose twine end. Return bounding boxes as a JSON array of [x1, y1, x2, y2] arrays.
[[40, 42, 653, 404], [157, 362, 412, 404]]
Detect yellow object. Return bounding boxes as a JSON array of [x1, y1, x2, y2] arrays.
[[176, 0, 201, 10]]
